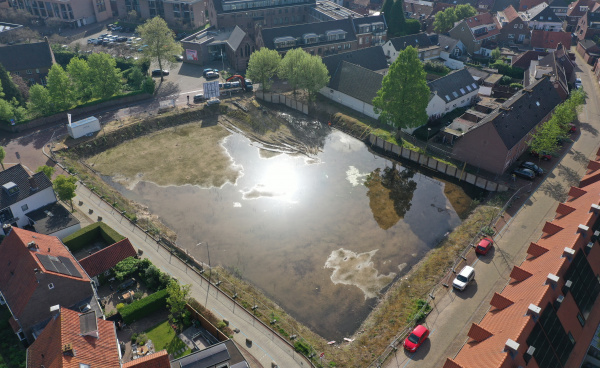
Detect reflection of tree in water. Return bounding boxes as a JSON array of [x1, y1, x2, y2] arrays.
[[364, 166, 417, 230]]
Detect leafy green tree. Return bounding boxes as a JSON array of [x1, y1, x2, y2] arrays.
[[36, 165, 55, 180], [88, 53, 122, 99], [114, 256, 143, 280], [53, 175, 78, 210], [166, 279, 191, 328], [246, 48, 281, 91], [491, 47, 501, 61], [0, 63, 24, 106], [141, 76, 156, 94], [382, 0, 394, 25], [137, 17, 183, 82], [0, 146, 5, 170], [298, 54, 330, 99], [66, 57, 92, 102], [405, 19, 421, 35], [278, 48, 309, 95], [455, 4, 476, 19], [388, 0, 407, 37], [128, 67, 145, 90], [434, 8, 457, 33], [373, 46, 430, 133], [529, 119, 562, 157], [47, 64, 75, 111], [28, 84, 53, 117]]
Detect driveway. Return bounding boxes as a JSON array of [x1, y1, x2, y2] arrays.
[[383, 51, 600, 368]]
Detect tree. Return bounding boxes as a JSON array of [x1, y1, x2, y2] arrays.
[[0, 63, 24, 106], [166, 279, 191, 328], [372, 46, 430, 133], [491, 47, 501, 61], [28, 84, 53, 117], [36, 165, 55, 180], [529, 119, 562, 158], [141, 76, 156, 94], [0, 146, 5, 170], [11, 74, 29, 101], [278, 48, 309, 95], [246, 48, 281, 91], [47, 64, 74, 111], [388, 0, 407, 37], [128, 67, 145, 90], [88, 53, 122, 99], [298, 54, 330, 99], [455, 4, 476, 19], [405, 19, 421, 35], [66, 57, 92, 102], [434, 8, 458, 33], [114, 256, 143, 280], [53, 175, 78, 210], [382, 0, 394, 25], [137, 17, 183, 82]]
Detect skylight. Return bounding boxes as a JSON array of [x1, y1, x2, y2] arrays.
[[471, 83, 478, 89], [445, 95, 451, 101], [460, 88, 466, 94], [452, 91, 459, 98], [466, 85, 472, 91]]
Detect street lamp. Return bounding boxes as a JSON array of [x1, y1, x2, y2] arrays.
[[425, 127, 431, 153]]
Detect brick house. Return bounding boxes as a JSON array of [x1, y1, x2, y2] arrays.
[[110, 0, 209, 29], [524, 44, 573, 99], [448, 12, 502, 55], [530, 29, 572, 51], [566, 0, 600, 32], [78, 238, 137, 285], [445, 149, 600, 368], [496, 5, 530, 44], [575, 11, 600, 41], [451, 76, 562, 174], [0, 228, 101, 344], [519, 2, 564, 32], [577, 38, 600, 64], [0, 41, 55, 85], [8, 0, 111, 28]]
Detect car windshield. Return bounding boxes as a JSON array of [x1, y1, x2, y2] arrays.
[[408, 333, 420, 344], [477, 245, 486, 250], [457, 275, 468, 282]]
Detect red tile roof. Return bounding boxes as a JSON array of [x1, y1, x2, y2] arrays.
[[27, 307, 120, 368], [79, 239, 137, 278], [530, 31, 572, 50], [0, 228, 90, 318], [122, 350, 170, 368], [445, 155, 600, 368], [502, 5, 519, 22], [464, 12, 496, 28]]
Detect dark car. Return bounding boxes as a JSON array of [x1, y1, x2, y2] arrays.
[[193, 94, 204, 103], [117, 36, 128, 42], [151, 69, 169, 77], [475, 237, 493, 255], [520, 161, 544, 175], [512, 168, 535, 180]]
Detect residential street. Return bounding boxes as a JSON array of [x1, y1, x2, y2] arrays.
[[383, 52, 600, 368]]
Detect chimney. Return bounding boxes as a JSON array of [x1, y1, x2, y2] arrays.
[[504, 339, 519, 357], [563, 247, 575, 260], [28, 241, 38, 250], [547, 273, 559, 287], [29, 177, 38, 191], [527, 303, 541, 318], [2, 224, 11, 236]]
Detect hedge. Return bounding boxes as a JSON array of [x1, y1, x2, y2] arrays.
[[62, 222, 125, 253], [490, 61, 524, 79], [119, 289, 168, 324]]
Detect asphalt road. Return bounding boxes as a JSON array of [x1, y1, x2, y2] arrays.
[[383, 51, 600, 368]]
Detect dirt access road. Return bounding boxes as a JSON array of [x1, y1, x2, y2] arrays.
[[383, 51, 600, 368]]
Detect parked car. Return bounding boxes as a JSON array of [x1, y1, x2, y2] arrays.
[[403, 325, 430, 352], [475, 237, 493, 255], [151, 69, 169, 77], [87, 38, 98, 44], [117, 36, 128, 42], [531, 150, 552, 160], [207, 98, 221, 106], [223, 82, 232, 89], [193, 94, 204, 103], [173, 54, 183, 61], [575, 78, 582, 89], [568, 123, 576, 134], [512, 168, 536, 180], [453, 265, 475, 291], [205, 71, 219, 79], [203, 68, 215, 77], [520, 161, 544, 175]]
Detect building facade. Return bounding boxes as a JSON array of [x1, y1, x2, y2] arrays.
[[8, 0, 112, 27], [0, 41, 55, 85]]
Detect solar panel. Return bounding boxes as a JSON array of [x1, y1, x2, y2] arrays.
[[58, 256, 82, 278], [36, 254, 82, 278], [37, 254, 59, 273]]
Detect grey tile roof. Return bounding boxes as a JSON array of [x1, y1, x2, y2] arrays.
[[530, 4, 559, 21], [471, 77, 561, 150], [227, 26, 246, 51], [437, 34, 461, 53], [260, 18, 357, 51], [427, 68, 477, 103], [173, 342, 229, 368], [0, 41, 54, 72], [329, 61, 384, 104], [352, 14, 386, 28], [0, 164, 53, 210], [389, 32, 433, 51], [26, 203, 80, 236], [321, 46, 388, 76], [212, 0, 315, 14]]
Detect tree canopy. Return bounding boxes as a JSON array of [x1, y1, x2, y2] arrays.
[[0, 63, 24, 106], [137, 17, 183, 82], [0, 146, 5, 170], [53, 175, 78, 210], [88, 53, 122, 99], [36, 165, 55, 180], [47, 64, 75, 111], [166, 279, 191, 328], [434, 5, 476, 33], [372, 46, 430, 132], [278, 49, 330, 98], [278, 48, 307, 95], [388, 0, 407, 37], [246, 48, 281, 92]]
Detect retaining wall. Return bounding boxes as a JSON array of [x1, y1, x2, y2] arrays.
[[255, 91, 309, 115]]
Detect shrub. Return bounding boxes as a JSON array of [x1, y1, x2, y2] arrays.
[[62, 222, 125, 252], [490, 61, 524, 79], [116, 303, 125, 310], [294, 340, 312, 356], [119, 289, 169, 324], [423, 61, 450, 75], [136, 333, 148, 345], [131, 333, 139, 343], [510, 83, 523, 89]]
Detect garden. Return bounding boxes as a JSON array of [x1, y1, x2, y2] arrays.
[[0, 306, 25, 368]]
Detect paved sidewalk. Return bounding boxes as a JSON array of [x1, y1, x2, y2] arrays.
[[72, 184, 310, 368], [384, 53, 600, 368]]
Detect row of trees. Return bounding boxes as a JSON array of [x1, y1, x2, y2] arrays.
[[434, 4, 477, 33], [382, 0, 421, 37], [246, 48, 330, 99], [529, 90, 586, 156]]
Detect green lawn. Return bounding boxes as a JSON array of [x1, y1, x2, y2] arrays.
[[145, 320, 191, 358]]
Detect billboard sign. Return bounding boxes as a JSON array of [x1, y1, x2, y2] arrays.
[[186, 49, 198, 61], [203, 81, 220, 99]]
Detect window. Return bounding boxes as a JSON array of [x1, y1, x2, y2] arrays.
[[508, 34, 515, 39], [48, 283, 54, 290], [14, 71, 20, 76], [577, 312, 585, 326], [21, 204, 28, 212], [520, 24, 523, 29], [568, 332, 576, 345], [35, 69, 40, 74], [26, 69, 32, 75], [359, 38, 363, 45], [514, 24, 518, 28], [17, 331, 25, 341]]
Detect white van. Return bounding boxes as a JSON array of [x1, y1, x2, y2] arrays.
[[453, 265, 475, 291]]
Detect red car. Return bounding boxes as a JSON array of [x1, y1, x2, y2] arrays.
[[403, 325, 430, 352], [531, 150, 552, 160], [476, 237, 494, 255], [568, 123, 576, 133]]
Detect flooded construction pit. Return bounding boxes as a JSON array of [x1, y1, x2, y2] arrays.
[[96, 117, 480, 340]]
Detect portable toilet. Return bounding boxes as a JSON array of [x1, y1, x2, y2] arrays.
[[67, 116, 101, 139]]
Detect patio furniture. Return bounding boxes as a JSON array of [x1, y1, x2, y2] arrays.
[[138, 346, 148, 356]]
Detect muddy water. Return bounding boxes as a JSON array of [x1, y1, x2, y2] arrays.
[[106, 128, 475, 340]]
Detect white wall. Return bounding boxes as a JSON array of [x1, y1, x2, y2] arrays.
[[50, 223, 81, 240], [426, 94, 447, 119], [320, 87, 380, 119], [8, 187, 57, 228], [426, 89, 479, 119], [440, 52, 465, 69], [382, 41, 398, 63]]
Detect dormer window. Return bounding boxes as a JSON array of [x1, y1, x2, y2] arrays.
[[2, 182, 19, 196], [580, 6, 588, 12], [326, 29, 346, 41], [274, 36, 296, 48], [303, 33, 318, 44], [48, 283, 54, 290]]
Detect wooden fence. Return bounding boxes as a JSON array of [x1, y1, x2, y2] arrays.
[[255, 91, 309, 115]]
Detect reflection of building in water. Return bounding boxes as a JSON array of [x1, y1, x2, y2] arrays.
[[364, 166, 417, 230]]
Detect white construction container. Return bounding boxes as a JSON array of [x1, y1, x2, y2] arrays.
[[67, 116, 101, 139]]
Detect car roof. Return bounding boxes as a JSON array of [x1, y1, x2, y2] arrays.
[[460, 265, 474, 275], [413, 325, 428, 335], [478, 238, 491, 245]]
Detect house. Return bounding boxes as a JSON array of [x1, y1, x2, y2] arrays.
[[524, 50, 571, 98], [519, 2, 564, 31], [511, 49, 548, 69], [352, 14, 387, 48], [548, 0, 569, 19], [477, 0, 495, 11], [594, 56, 600, 80], [78, 238, 137, 284], [0, 41, 55, 85], [496, 5, 530, 44], [382, 32, 441, 62], [575, 11, 600, 41], [518, 0, 544, 11], [24, 202, 81, 239], [530, 29, 572, 50], [307, 0, 363, 22], [448, 13, 502, 55], [444, 150, 600, 368], [169, 340, 249, 368], [7, 0, 112, 28], [0, 227, 101, 344], [1, 164, 59, 235], [321, 46, 388, 76], [577, 38, 600, 64], [451, 76, 561, 174], [122, 350, 171, 368], [437, 34, 467, 69], [403, 0, 434, 21], [426, 68, 479, 120], [26, 307, 121, 368], [181, 26, 254, 71], [566, 0, 600, 31]]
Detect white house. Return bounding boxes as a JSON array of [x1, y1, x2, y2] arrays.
[[382, 33, 441, 63], [437, 35, 466, 69], [519, 3, 564, 31], [0, 164, 79, 238], [426, 68, 479, 119]]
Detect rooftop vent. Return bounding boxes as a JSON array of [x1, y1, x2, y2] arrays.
[[62, 343, 74, 356], [524, 346, 535, 364], [29, 177, 38, 191], [505, 339, 519, 357], [578, 224, 589, 233]]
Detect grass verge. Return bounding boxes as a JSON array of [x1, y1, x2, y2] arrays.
[[145, 320, 191, 359]]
